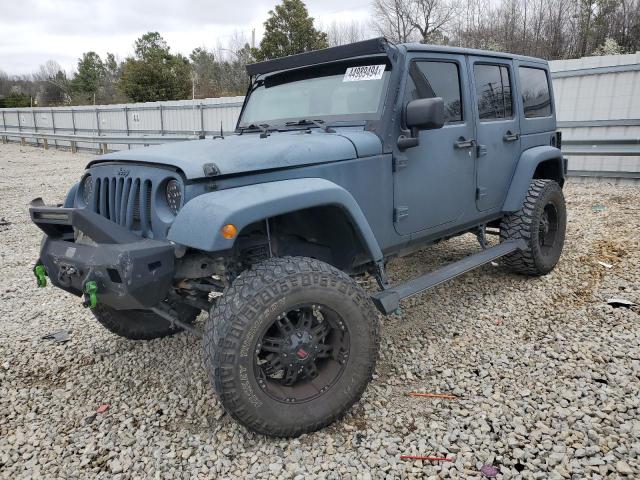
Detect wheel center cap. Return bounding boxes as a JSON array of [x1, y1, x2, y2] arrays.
[[289, 330, 313, 361]]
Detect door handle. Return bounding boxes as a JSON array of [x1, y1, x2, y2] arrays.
[[503, 131, 520, 142], [455, 137, 475, 149]]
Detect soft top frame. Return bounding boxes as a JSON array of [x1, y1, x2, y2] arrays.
[[246, 37, 392, 76]]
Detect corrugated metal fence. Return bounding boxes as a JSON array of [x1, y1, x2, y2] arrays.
[[1, 53, 639, 179], [550, 53, 640, 180], [0, 96, 244, 151]]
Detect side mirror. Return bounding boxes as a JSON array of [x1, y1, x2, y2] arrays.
[[398, 97, 445, 150], [406, 97, 445, 130]]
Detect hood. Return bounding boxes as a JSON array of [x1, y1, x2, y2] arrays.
[[91, 129, 382, 180]]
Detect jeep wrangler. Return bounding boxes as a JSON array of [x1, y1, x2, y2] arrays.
[[30, 38, 566, 437]]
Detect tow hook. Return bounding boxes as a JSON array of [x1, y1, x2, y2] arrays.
[[83, 281, 98, 309], [33, 263, 47, 288]]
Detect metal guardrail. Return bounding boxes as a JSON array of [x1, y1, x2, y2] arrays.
[[562, 138, 640, 156], [0, 99, 244, 142], [0, 130, 198, 153]]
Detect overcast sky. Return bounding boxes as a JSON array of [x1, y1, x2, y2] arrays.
[[0, 0, 372, 75]]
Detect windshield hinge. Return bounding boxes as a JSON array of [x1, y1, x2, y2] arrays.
[[394, 207, 409, 222], [393, 156, 408, 171]]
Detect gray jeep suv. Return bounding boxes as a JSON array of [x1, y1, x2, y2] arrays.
[[30, 38, 566, 437]]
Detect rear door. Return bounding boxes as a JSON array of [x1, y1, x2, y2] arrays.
[[468, 57, 521, 211]]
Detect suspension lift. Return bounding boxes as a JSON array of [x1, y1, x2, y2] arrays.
[[151, 304, 203, 338]]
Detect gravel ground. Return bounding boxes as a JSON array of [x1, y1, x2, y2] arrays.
[[1, 142, 639, 480]]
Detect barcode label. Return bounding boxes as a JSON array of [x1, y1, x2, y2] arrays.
[[343, 65, 386, 82]]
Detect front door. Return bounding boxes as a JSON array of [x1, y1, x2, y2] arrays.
[[468, 57, 521, 211], [393, 54, 476, 236]]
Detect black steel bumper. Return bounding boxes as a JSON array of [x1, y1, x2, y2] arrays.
[[30, 206, 175, 310]]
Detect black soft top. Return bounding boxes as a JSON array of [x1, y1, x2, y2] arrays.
[[246, 37, 548, 77]]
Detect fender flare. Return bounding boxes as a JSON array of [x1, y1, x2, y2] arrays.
[[168, 178, 384, 262], [502, 146, 564, 212]]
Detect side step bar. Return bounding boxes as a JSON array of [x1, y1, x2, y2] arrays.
[[371, 239, 527, 314]]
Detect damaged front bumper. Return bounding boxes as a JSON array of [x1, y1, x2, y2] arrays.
[[30, 206, 175, 310]]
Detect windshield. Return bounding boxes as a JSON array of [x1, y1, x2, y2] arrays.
[[239, 60, 391, 127]]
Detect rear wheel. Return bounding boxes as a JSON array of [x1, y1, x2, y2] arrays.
[[92, 302, 200, 340], [500, 179, 566, 275], [204, 256, 380, 437]]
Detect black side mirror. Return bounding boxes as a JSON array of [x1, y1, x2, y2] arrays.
[[406, 97, 445, 130], [398, 97, 445, 150]]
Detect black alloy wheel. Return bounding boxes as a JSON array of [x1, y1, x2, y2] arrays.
[[254, 304, 350, 403], [538, 202, 559, 255], [204, 256, 380, 437], [500, 179, 567, 275]]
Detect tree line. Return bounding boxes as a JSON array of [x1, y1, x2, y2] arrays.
[[372, 0, 640, 59], [1, 0, 637, 108], [0, 31, 255, 108], [0, 0, 330, 108]]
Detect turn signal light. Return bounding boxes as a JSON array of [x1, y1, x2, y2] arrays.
[[220, 224, 238, 239]]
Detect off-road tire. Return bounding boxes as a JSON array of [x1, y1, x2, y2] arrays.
[[92, 303, 200, 340], [204, 256, 380, 437], [500, 179, 566, 275]]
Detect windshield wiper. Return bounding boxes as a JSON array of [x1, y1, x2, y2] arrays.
[[285, 119, 335, 133], [240, 123, 271, 138]]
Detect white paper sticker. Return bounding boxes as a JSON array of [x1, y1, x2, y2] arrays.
[[343, 65, 386, 82]]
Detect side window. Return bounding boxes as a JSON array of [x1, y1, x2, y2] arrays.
[[405, 61, 462, 123], [474, 64, 513, 121], [519, 67, 552, 118]]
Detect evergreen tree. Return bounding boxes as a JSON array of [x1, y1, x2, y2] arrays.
[[3, 92, 31, 108], [72, 52, 105, 98], [253, 0, 328, 61], [119, 32, 191, 102]]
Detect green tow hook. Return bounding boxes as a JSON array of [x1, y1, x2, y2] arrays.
[[83, 281, 98, 309], [33, 264, 47, 288]]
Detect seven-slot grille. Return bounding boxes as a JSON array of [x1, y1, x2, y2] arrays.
[[92, 176, 153, 235]]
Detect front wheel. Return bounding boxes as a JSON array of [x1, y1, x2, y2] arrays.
[[203, 256, 380, 437], [92, 302, 200, 340], [500, 179, 566, 275]]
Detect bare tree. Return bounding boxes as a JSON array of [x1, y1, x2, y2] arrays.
[[373, 0, 418, 42], [32, 60, 70, 106], [322, 20, 371, 47], [408, 0, 459, 43]]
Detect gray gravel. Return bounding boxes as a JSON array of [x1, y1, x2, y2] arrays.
[[1, 142, 639, 479]]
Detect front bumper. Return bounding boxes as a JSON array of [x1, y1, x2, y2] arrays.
[[30, 206, 175, 310]]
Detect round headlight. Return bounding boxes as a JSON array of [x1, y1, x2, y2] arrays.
[[165, 179, 182, 215], [82, 175, 93, 205]]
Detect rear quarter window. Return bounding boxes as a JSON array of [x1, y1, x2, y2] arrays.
[[473, 64, 513, 121], [519, 67, 552, 118]]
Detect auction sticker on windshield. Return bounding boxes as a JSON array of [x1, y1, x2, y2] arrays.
[[343, 65, 386, 82]]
